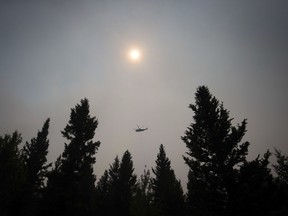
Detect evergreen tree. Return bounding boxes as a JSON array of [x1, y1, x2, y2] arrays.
[[151, 144, 184, 216], [274, 149, 288, 185], [43, 156, 65, 215], [20, 118, 51, 215], [119, 150, 137, 216], [234, 151, 277, 215], [131, 168, 155, 216], [273, 149, 288, 215], [138, 168, 152, 199], [97, 170, 109, 196], [98, 155, 120, 216], [108, 155, 120, 215], [182, 86, 249, 216], [106, 151, 137, 216], [0, 132, 24, 216], [96, 170, 110, 216], [45, 98, 100, 216]]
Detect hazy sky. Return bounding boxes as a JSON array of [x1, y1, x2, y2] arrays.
[[1, 0, 288, 189]]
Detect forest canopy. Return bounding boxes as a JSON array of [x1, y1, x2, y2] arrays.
[[0, 86, 287, 216]]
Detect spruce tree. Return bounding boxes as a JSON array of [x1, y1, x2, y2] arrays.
[[104, 156, 120, 216], [274, 149, 288, 185], [107, 151, 137, 216], [273, 149, 288, 215], [22, 119, 51, 194], [151, 144, 184, 216], [119, 150, 137, 216], [131, 168, 154, 216], [182, 86, 249, 216], [97, 170, 109, 199], [45, 98, 100, 216], [234, 151, 277, 215], [0, 132, 24, 216], [96, 170, 110, 216], [21, 119, 51, 215]]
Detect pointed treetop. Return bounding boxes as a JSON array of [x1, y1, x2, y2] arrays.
[[62, 98, 98, 142]]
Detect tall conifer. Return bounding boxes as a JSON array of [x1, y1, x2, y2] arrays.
[[22, 119, 51, 195], [182, 86, 249, 216], [106, 151, 137, 216], [0, 132, 24, 216], [45, 98, 100, 216], [21, 119, 51, 215], [151, 144, 184, 216]]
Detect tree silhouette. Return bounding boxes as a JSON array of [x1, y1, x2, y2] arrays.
[[106, 151, 137, 216], [151, 144, 184, 216], [0, 132, 24, 216], [2, 88, 288, 215], [23, 119, 50, 190], [273, 149, 288, 215], [119, 150, 137, 216], [131, 168, 155, 216], [274, 149, 288, 185], [96, 170, 110, 216], [182, 86, 249, 216], [20, 119, 51, 215], [233, 151, 278, 215], [45, 98, 100, 216], [107, 155, 120, 216]]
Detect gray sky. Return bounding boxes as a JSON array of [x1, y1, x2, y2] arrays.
[[1, 0, 288, 190]]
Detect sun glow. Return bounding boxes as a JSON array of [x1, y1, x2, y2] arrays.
[[128, 48, 142, 62]]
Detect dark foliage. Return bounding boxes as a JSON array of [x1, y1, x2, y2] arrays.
[[96, 170, 110, 216], [273, 149, 288, 215], [106, 155, 121, 216], [182, 86, 249, 216], [102, 151, 137, 216], [45, 98, 100, 216], [0, 132, 24, 216], [119, 151, 137, 215], [233, 151, 278, 216], [151, 144, 185, 216], [130, 168, 156, 216], [274, 149, 288, 185], [22, 119, 51, 191], [1, 90, 288, 216], [19, 119, 51, 215]]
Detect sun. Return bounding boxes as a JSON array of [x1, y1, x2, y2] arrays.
[[128, 48, 142, 62]]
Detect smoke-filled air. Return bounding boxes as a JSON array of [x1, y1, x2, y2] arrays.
[[1, 1, 288, 216]]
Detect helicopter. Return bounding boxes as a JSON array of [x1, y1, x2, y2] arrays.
[[134, 125, 148, 132]]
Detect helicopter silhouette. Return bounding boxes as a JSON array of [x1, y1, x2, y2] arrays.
[[134, 125, 148, 132]]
